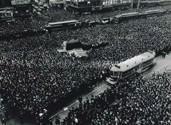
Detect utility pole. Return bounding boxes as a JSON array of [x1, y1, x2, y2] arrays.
[[137, 0, 141, 10], [131, 0, 134, 9]]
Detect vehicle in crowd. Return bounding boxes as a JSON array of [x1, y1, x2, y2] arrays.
[[142, 8, 167, 16], [57, 39, 109, 58], [140, 0, 161, 7], [100, 17, 114, 24], [106, 50, 156, 84], [44, 8, 168, 32], [45, 20, 81, 31], [82, 19, 97, 27], [114, 8, 166, 22], [115, 11, 141, 22], [57, 39, 89, 58]]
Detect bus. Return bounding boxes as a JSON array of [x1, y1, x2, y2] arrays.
[[106, 51, 156, 84], [45, 20, 81, 31]]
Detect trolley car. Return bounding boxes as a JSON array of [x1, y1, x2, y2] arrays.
[[106, 51, 156, 84], [45, 20, 81, 31]]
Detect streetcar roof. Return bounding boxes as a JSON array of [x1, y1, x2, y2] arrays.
[[111, 51, 155, 72], [48, 20, 79, 25]]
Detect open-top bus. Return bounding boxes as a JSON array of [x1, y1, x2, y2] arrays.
[[106, 51, 156, 84]]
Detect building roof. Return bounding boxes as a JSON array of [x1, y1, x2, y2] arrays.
[[110, 51, 156, 72]]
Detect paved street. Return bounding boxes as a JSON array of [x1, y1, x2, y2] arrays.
[[50, 83, 111, 124]]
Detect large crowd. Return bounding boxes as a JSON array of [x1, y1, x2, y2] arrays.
[[63, 73, 171, 125], [0, 5, 171, 124]]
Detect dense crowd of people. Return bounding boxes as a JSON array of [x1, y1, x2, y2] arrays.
[[63, 73, 171, 125], [0, 5, 171, 124]]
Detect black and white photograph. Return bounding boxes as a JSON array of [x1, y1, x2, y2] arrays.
[[0, 0, 171, 125]]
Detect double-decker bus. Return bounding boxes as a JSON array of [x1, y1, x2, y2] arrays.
[[106, 51, 156, 84], [45, 20, 81, 31]]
